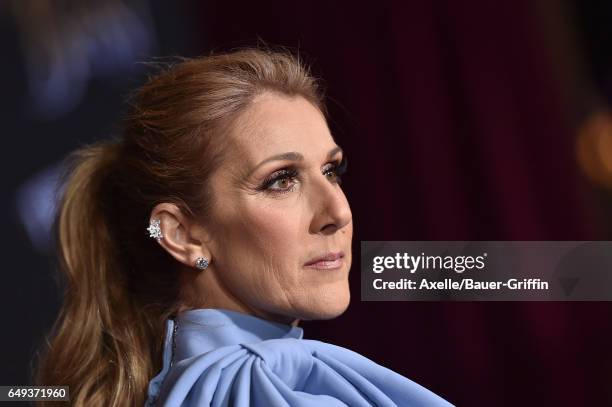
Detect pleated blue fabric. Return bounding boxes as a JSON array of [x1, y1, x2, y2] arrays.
[[145, 309, 453, 406]]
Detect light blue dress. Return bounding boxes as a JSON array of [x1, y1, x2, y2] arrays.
[[145, 308, 453, 406]]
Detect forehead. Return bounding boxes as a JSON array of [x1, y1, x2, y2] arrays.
[[228, 93, 335, 160]]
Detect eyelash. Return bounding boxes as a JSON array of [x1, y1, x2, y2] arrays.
[[258, 156, 348, 195]]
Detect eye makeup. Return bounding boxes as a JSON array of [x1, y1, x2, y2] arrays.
[[256, 155, 348, 195], [258, 167, 300, 194], [324, 156, 348, 183]]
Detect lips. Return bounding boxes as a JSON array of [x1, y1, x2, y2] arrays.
[[304, 251, 345, 269]]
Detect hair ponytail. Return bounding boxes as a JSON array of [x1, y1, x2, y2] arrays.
[[36, 141, 169, 406]]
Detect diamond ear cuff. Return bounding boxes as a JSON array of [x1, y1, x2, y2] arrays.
[[147, 219, 163, 241]]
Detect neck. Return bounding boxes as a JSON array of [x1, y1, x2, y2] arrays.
[[177, 266, 300, 327]]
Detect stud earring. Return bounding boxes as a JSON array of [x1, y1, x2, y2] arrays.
[[195, 257, 209, 270], [147, 219, 163, 241]]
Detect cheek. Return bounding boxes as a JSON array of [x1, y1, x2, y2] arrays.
[[214, 202, 311, 312], [216, 202, 306, 280], [244, 204, 303, 256]]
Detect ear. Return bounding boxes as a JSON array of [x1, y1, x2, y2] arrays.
[[149, 203, 211, 269]]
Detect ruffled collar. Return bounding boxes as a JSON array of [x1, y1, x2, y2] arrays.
[[146, 308, 304, 404], [146, 308, 454, 406]]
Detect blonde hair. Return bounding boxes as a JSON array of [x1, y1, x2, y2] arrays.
[[34, 48, 324, 406]]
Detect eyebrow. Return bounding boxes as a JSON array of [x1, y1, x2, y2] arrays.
[[249, 146, 343, 176]]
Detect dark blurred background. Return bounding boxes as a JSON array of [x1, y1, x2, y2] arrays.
[[2, 0, 612, 405]]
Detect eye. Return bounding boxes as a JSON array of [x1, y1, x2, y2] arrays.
[[323, 156, 348, 184], [258, 168, 299, 194]]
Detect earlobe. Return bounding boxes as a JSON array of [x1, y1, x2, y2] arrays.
[[148, 203, 212, 270]]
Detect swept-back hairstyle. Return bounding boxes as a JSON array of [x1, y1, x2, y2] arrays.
[[35, 48, 324, 406]]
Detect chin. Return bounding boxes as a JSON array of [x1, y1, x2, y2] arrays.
[[297, 287, 351, 321]]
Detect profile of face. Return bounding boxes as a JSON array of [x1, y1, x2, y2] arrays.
[[199, 92, 353, 323], [155, 92, 353, 324]]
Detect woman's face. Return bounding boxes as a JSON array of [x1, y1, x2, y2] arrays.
[[204, 92, 353, 322]]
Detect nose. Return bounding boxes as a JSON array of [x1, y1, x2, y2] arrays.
[[309, 177, 352, 235]]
